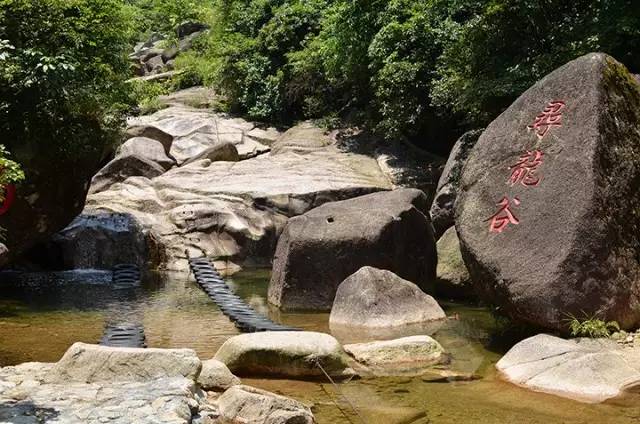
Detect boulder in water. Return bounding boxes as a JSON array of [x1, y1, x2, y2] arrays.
[[456, 53, 640, 330], [197, 359, 240, 392], [268, 189, 437, 311], [329, 266, 445, 329]]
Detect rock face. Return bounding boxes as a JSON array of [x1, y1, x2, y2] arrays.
[[117, 137, 176, 170], [45, 342, 201, 383], [214, 331, 352, 378], [50, 212, 161, 269], [269, 189, 437, 310], [66, 99, 394, 271], [456, 53, 640, 330], [90, 154, 166, 195], [216, 385, 315, 424], [496, 334, 640, 403], [435, 227, 472, 299], [197, 359, 240, 392], [344, 336, 448, 375], [430, 129, 482, 239], [329, 266, 446, 328]]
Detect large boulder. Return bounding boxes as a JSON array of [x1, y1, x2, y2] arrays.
[[268, 189, 437, 311], [214, 331, 352, 378], [89, 153, 165, 195], [435, 227, 472, 299], [117, 137, 176, 170], [45, 342, 201, 383], [216, 385, 314, 424], [456, 53, 640, 330], [429, 129, 482, 239], [50, 212, 163, 269], [329, 266, 446, 328], [496, 334, 640, 403], [182, 142, 239, 165]]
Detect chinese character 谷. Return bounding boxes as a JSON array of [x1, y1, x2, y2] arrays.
[[488, 196, 520, 233]]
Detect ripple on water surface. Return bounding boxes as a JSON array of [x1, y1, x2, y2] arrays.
[[0, 268, 639, 423]]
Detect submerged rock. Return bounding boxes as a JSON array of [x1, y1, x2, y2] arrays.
[[497, 334, 640, 403], [197, 359, 240, 392], [45, 342, 201, 383], [435, 227, 472, 299], [456, 53, 640, 330], [268, 189, 437, 311], [329, 266, 446, 328], [216, 385, 314, 424], [344, 336, 448, 376], [214, 331, 352, 378], [430, 129, 482, 239]]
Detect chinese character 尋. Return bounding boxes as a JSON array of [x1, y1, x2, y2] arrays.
[[528, 100, 565, 139]]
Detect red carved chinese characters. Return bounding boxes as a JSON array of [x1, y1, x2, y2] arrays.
[[488, 196, 521, 233], [528, 100, 565, 139], [508, 150, 544, 187]]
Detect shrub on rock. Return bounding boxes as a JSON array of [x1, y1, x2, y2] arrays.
[[268, 189, 437, 311], [329, 266, 445, 329], [456, 53, 640, 330]]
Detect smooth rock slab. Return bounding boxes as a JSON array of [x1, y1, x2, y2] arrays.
[[497, 334, 640, 403], [197, 359, 240, 392], [329, 266, 445, 328], [214, 331, 352, 378], [45, 342, 201, 383], [344, 336, 448, 376], [268, 189, 437, 310], [456, 53, 640, 330], [217, 385, 314, 424], [117, 137, 176, 170]]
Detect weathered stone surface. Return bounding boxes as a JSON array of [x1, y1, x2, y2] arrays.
[[268, 189, 437, 310], [45, 342, 201, 383], [435, 227, 472, 299], [82, 115, 391, 271], [0, 362, 201, 424], [456, 53, 640, 330], [344, 336, 448, 376], [214, 331, 351, 378], [198, 359, 240, 392], [430, 130, 481, 239], [50, 212, 158, 269], [329, 266, 445, 328], [117, 137, 175, 170], [216, 385, 314, 424], [89, 153, 165, 195], [496, 334, 640, 403], [182, 142, 239, 166]]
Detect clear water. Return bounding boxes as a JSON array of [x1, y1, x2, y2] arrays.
[[0, 269, 638, 423]]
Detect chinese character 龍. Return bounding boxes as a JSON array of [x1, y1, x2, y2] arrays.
[[528, 100, 565, 139], [508, 150, 544, 187], [488, 196, 520, 233]]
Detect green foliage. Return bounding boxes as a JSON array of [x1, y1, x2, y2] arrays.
[[129, 79, 170, 114], [184, 0, 639, 150], [125, 0, 213, 40], [0, 145, 24, 202], [0, 0, 133, 162], [565, 312, 621, 338]]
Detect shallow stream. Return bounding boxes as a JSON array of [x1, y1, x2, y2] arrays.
[[0, 269, 638, 423]]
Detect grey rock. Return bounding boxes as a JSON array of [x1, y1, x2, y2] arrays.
[[214, 331, 352, 378], [456, 53, 640, 330], [182, 142, 239, 166], [268, 189, 437, 311], [176, 21, 209, 39], [89, 153, 165, 195], [145, 54, 165, 74], [435, 227, 472, 299], [117, 137, 175, 170], [216, 385, 314, 424], [198, 359, 240, 392], [329, 266, 446, 328], [497, 334, 640, 403], [429, 129, 481, 239]]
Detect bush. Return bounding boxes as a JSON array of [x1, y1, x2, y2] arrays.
[[0, 0, 133, 163], [565, 312, 620, 338], [125, 0, 213, 41]]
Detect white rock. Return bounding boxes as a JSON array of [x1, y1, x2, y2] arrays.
[[198, 359, 240, 392]]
